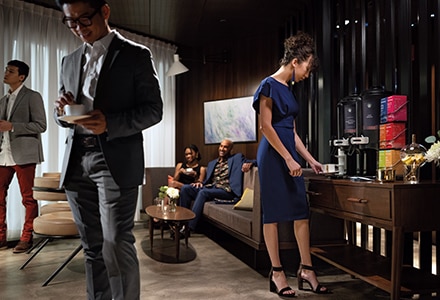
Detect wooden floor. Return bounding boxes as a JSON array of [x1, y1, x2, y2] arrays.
[[0, 221, 400, 300]]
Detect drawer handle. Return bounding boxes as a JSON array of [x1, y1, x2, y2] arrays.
[[346, 197, 368, 203], [306, 191, 322, 196]]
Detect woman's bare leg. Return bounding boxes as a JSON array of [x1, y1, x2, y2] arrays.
[[263, 223, 296, 296], [294, 219, 327, 292]]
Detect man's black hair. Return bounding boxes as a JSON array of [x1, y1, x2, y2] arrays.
[[7, 60, 30, 81], [55, 0, 107, 10]]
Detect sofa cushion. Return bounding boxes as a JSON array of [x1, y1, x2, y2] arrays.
[[203, 201, 253, 238], [233, 188, 253, 211]]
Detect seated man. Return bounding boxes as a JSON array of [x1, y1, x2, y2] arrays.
[[179, 138, 255, 232]]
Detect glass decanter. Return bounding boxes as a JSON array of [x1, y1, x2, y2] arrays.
[[400, 134, 427, 184]]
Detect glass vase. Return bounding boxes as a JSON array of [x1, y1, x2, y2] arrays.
[[400, 134, 427, 184], [168, 197, 177, 212]]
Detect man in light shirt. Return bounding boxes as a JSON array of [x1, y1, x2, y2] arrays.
[[0, 60, 47, 253], [54, 0, 163, 299]]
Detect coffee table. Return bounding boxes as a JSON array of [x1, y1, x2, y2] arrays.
[[145, 205, 195, 262]]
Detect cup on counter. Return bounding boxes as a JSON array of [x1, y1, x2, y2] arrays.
[[376, 168, 396, 182], [64, 104, 86, 116], [322, 163, 339, 174]]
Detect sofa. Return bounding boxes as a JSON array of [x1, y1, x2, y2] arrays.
[[142, 167, 298, 246], [141, 167, 344, 272]]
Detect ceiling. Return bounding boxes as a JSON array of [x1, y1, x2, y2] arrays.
[[22, 0, 308, 47]]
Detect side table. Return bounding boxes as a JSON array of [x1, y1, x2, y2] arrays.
[[145, 205, 196, 263]]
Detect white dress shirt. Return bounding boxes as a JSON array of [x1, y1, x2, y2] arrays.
[[76, 31, 115, 135]]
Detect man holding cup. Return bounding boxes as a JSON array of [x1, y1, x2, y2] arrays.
[[53, 0, 163, 299]]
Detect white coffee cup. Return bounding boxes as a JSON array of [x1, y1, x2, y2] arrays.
[[64, 104, 86, 116], [322, 163, 339, 173]]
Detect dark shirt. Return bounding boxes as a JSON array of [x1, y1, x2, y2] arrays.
[[205, 159, 231, 192], [177, 162, 202, 184]]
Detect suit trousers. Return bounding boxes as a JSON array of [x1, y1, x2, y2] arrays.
[[0, 163, 37, 242], [64, 149, 140, 300], [179, 185, 235, 231]]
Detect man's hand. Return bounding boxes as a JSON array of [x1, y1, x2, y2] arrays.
[[0, 120, 13, 132], [241, 162, 253, 172], [73, 109, 107, 135], [54, 92, 75, 116], [191, 182, 203, 188]]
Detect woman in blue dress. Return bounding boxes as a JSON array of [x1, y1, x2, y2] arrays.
[[253, 32, 328, 297]]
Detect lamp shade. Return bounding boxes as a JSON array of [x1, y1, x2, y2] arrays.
[[166, 54, 189, 76]]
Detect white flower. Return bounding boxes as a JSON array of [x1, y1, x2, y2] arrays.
[[425, 141, 440, 166], [166, 187, 180, 199]]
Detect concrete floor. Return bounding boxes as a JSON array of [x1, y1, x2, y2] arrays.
[[0, 221, 423, 300]]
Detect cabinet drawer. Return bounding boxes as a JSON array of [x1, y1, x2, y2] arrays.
[[307, 181, 335, 209], [334, 185, 391, 220]]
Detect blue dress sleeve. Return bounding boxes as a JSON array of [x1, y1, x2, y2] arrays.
[[253, 78, 272, 113]]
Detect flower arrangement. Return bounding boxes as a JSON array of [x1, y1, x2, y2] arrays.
[[157, 185, 180, 212], [158, 185, 180, 200], [425, 130, 440, 166], [166, 187, 180, 200], [158, 185, 168, 199]]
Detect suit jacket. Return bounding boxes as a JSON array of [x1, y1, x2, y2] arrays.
[[204, 153, 252, 198], [55, 31, 163, 188], [0, 85, 46, 165]]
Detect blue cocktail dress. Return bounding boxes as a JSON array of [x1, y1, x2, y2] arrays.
[[253, 77, 309, 224]]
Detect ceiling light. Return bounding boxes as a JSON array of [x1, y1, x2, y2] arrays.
[[166, 54, 189, 77]]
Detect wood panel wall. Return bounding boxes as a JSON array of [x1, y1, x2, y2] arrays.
[[173, 0, 440, 182], [174, 32, 282, 165]]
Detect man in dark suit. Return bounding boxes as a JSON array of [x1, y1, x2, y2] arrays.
[[179, 139, 255, 232], [54, 1, 162, 299], [0, 60, 46, 253]]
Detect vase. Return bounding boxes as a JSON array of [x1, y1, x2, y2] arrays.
[[400, 134, 427, 184], [168, 197, 177, 212]]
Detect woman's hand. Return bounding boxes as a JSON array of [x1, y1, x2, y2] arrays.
[[309, 160, 323, 174], [286, 157, 302, 177]]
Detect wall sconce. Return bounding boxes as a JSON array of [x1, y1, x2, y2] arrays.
[[166, 54, 189, 77]]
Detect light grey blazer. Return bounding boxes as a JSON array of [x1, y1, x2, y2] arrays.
[[0, 85, 47, 165]]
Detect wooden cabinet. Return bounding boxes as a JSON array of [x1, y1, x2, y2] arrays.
[[307, 177, 440, 300]]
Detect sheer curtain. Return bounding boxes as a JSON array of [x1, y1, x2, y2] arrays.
[[0, 0, 176, 239]]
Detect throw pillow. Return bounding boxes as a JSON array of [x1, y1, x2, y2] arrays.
[[233, 188, 254, 211]]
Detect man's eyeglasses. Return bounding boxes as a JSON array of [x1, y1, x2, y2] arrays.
[[62, 8, 100, 29]]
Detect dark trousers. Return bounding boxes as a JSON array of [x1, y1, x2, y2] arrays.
[[179, 184, 235, 231], [0, 163, 37, 242], [64, 150, 139, 300]]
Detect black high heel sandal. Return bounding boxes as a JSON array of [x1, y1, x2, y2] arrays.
[[297, 264, 330, 294], [269, 266, 296, 298]]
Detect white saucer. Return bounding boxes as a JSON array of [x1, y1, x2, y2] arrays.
[[319, 171, 338, 175], [58, 115, 91, 123]]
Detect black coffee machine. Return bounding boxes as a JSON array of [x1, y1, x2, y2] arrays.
[[360, 87, 392, 176], [333, 87, 392, 176], [334, 94, 368, 176]]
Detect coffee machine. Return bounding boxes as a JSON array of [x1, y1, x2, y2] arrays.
[[360, 87, 392, 176], [330, 87, 392, 177], [331, 94, 369, 176]]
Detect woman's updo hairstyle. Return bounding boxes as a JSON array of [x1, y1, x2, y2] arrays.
[[280, 31, 319, 71]]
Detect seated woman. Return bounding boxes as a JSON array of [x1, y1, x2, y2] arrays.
[[170, 144, 206, 189]]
